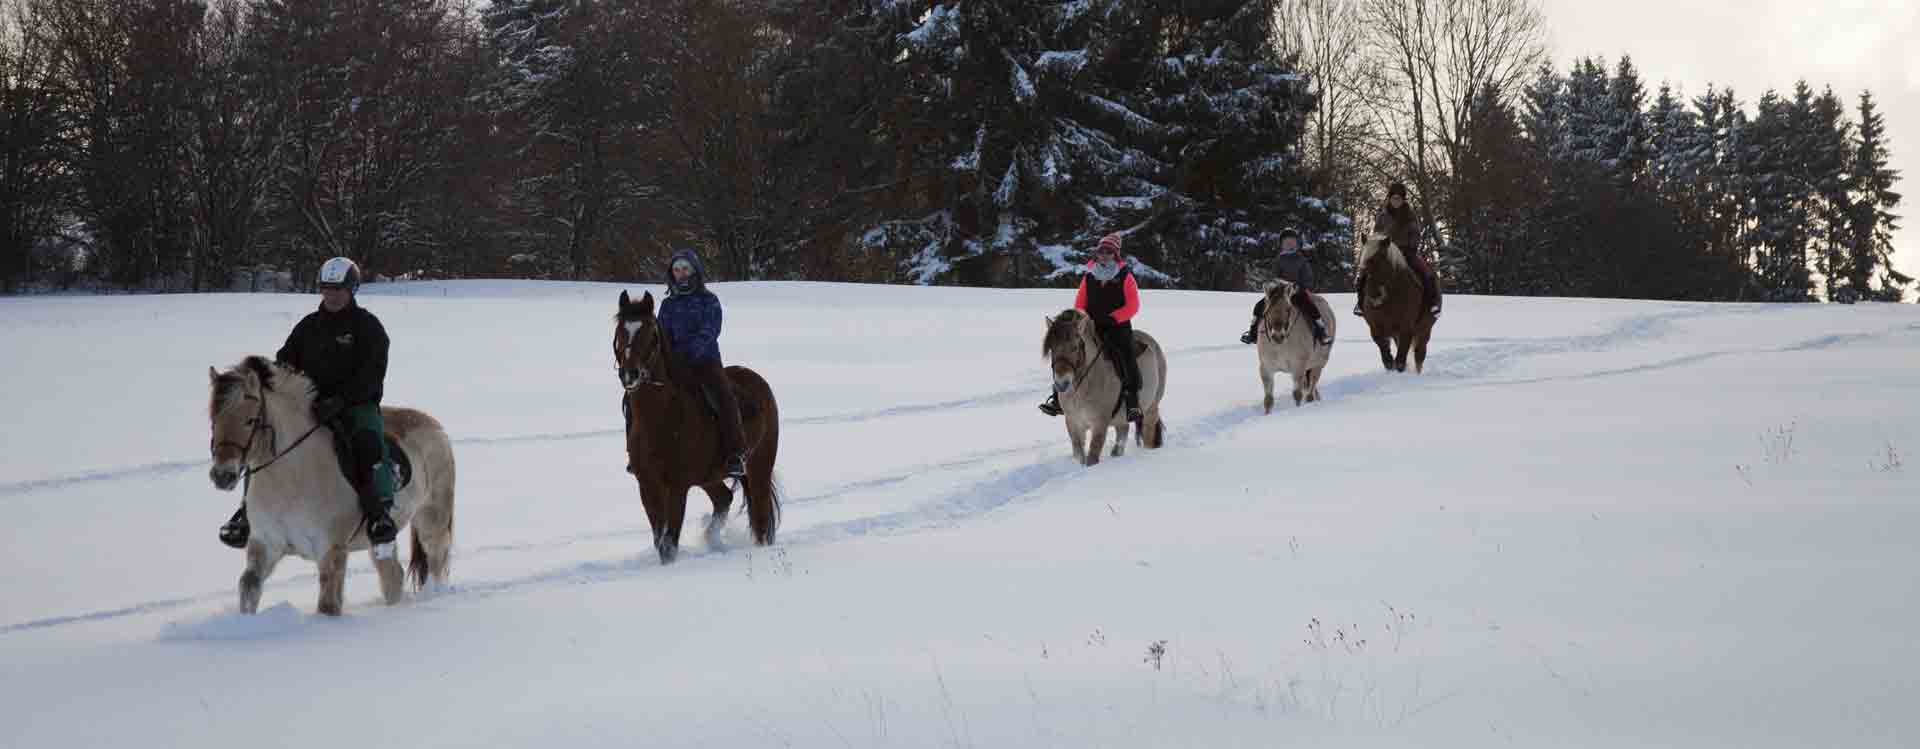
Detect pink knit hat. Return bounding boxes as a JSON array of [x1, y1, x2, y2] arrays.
[[1097, 233, 1124, 254]]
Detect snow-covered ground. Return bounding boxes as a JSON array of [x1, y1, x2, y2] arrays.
[[2, 281, 1915, 747]]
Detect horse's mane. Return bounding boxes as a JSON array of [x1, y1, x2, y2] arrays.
[[1358, 233, 1409, 276], [211, 356, 314, 417], [1262, 281, 1294, 307], [1043, 309, 1087, 357]]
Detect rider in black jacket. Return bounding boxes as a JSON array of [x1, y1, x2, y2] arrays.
[[219, 257, 400, 549]]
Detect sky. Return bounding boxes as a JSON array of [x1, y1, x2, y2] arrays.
[[1538, 0, 1920, 290]]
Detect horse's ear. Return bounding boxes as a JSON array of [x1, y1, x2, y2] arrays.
[[619, 289, 630, 307], [639, 291, 654, 314], [1045, 315, 1055, 327], [208, 366, 218, 383]]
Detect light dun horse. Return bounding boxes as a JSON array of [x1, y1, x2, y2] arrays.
[[206, 357, 456, 616], [614, 291, 781, 564], [1355, 233, 1437, 373], [1043, 309, 1169, 466], [1256, 281, 1336, 413]]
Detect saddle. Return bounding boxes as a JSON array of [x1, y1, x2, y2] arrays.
[[677, 373, 760, 421], [328, 424, 413, 493]]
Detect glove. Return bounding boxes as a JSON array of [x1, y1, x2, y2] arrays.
[[312, 395, 346, 423]]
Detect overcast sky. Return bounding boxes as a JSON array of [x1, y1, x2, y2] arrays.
[[1536, 0, 1920, 288]]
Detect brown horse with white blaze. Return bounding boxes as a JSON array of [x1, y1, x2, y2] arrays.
[[1356, 233, 1437, 373], [614, 290, 781, 564]]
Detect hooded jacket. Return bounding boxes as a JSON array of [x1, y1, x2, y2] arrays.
[[658, 249, 724, 364]]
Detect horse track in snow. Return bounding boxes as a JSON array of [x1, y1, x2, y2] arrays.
[[11, 302, 1908, 637]]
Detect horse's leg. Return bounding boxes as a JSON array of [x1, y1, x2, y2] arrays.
[[637, 478, 671, 563], [1260, 363, 1275, 415], [1292, 367, 1307, 406], [369, 545, 405, 605], [317, 545, 349, 616], [1394, 331, 1414, 372], [700, 481, 734, 548], [1374, 334, 1394, 371], [238, 542, 283, 615], [1111, 413, 1130, 458], [1307, 367, 1323, 403], [1141, 406, 1165, 449], [1413, 331, 1430, 374], [1086, 415, 1110, 467], [656, 485, 690, 565], [1064, 413, 1088, 465]]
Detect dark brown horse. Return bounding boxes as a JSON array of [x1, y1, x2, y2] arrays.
[[614, 290, 780, 564], [1355, 233, 1437, 373]]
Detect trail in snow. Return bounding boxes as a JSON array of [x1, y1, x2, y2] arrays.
[[0, 302, 1790, 637]]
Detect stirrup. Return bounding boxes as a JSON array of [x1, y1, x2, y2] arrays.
[[1038, 395, 1063, 417], [725, 453, 748, 479]]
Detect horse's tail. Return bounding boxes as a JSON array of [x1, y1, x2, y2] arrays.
[[408, 525, 429, 590]]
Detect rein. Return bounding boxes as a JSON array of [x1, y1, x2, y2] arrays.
[[212, 390, 331, 496]]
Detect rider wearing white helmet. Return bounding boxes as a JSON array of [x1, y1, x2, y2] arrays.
[[219, 257, 399, 548]]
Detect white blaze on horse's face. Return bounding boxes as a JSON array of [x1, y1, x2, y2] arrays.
[[616, 318, 656, 392]]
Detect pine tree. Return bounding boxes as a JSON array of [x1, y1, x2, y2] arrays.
[[1849, 90, 1907, 301], [482, 0, 668, 279], [1802, 85, 1853, 300], [1604, 56, 1649, 184], [822, 0, 1334, 289], [1742, 89, 1814, 300]]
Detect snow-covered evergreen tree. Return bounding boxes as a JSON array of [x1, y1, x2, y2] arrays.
[[482, 0, 668, 280], [825, 0, 1337, 289], [1741, 89, 1814, 300], [1849, 91, 1908, 301]]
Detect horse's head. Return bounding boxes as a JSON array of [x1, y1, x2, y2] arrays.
[[1263, 281, 1298, 342], [1358, 232, 1405, 276], [1043, 309, 1094, 395], [614, 290, 666, 392], [206, 356, 278, 491]]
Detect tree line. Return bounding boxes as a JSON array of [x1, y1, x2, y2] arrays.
[[0, 0, 1904, 301]]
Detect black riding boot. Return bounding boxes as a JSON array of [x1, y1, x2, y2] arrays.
[[1293, 291, 1334, 346], [219, 504, 249, 549], [692, 359, 750, 480], [350, 428, 398, 546], [1103, 324, 1144, 425], [1039, 391, 1063, 416], [1352, 272, 1368, 316], [1241, 299, 1265, 344]]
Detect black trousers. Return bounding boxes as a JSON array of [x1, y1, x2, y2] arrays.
[[1097, 322, 1141, 403]]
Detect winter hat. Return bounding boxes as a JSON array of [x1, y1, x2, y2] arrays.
[[1387, 182, 1409, 199], [1278, 228, 1301, 243], [1097, 233, 1124, 255]]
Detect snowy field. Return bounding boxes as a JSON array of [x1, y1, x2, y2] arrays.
[[2, 281, 1916, 748]]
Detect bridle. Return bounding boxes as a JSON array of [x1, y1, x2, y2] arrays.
[[210, 385, 329, 483], [618, 319, 672, 392], [1054, 317, 1108, 387], [1265, 286, 1297, 343]]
